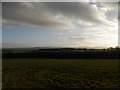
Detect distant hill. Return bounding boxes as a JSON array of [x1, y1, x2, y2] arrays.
[[2, 47, 120, 59]]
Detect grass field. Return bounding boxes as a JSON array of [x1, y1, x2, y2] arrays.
[[2, 59, 120, 88]]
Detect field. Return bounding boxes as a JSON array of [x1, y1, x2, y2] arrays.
[[2, 59, 119, 88]]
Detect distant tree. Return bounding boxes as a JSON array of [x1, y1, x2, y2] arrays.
[[115, 46, 120, 49], [108, 47, 113, 50]]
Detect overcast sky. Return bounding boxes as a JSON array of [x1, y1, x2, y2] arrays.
[[2, 2, 118, 48]]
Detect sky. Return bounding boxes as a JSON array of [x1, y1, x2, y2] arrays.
[[0, 2, 2, 49], [2, 2, 118, 48]]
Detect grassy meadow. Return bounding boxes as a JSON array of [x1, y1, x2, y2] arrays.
[[2, 59, 120, 88]]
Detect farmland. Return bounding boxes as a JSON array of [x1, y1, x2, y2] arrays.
[[2, 59, 119, 89]]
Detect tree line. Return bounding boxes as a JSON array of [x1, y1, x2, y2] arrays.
[[2, 47, 120, 59]]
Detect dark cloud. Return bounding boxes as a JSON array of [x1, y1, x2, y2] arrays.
[[42, 2, 105, 24], [3, 2, 112, 29], [3, 2, 75, 29]]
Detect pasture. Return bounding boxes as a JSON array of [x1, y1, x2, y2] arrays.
[[2, 59, 119, 88]]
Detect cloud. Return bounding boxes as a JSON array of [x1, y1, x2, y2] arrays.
[[102, 2, 118, 11], [0, 2, 2, 26], [118, 2, 120, 21], [95, 2, 118, 22], [42, 2, 110, 25], [69, 33, 117, 48], [2, 2, 113, 29], [59, 33, 63, 35], [3, 2, 75, 29], [68, 21, 118, 48], [69, 36, 87, 41], [0, 2, 2, 49]]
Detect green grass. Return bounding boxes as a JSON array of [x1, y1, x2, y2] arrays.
[[3, 59, 120, 88]]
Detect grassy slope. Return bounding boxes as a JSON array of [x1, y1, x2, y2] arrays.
[[3, 59, 119, 88]]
